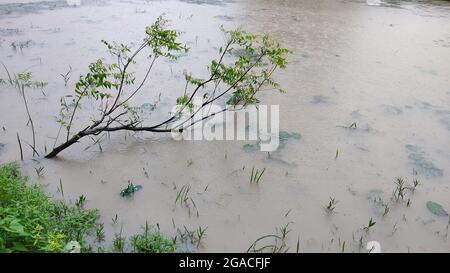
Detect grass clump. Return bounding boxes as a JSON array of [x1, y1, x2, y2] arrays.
[[0, 162, 99, 252], [130, 222, 176, 253]]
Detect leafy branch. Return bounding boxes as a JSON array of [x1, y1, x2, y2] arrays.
[[44, 15, 290, 158]]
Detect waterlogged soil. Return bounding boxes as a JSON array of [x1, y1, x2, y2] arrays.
[[1, 0, 450, 252]]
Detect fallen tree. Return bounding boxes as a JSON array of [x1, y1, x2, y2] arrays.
[[45, 16, 289, 158]]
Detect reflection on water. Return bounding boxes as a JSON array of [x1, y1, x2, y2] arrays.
[[0, 0, 449, 252]]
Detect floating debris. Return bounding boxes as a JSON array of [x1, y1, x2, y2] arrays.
[[120, 181, 143, 197], [426, 201, 448, 217]]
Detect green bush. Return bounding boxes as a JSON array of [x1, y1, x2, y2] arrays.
[[0, 162, 99, 252]]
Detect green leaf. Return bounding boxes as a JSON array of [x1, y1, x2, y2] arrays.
[[4, 219, 29, 236], [426, 201, 448, 216]]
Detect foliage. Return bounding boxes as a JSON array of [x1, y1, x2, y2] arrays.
[[0, 163, 99, 253], [46, 14, 290, 158]]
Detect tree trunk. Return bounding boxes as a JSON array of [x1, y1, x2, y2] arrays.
[[45, 133, 84, 158]]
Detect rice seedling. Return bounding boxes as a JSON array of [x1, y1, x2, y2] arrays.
[[391, 223, 398, 236], [284, 209, 292, 217], [60, 66, 72, 87], [195, 226, 208, 247], [111, 214, 119, 225], [143, 167, 149, 178], [324, 197, 338, 213], [393, 177, 407, 202], [177, 226, 195, 244], [113, 228, 126, 253], [186, 159, 193, 167], [175, 184, 191, 206], [95, 223, 105, 243], [249, 167, 266, 184], [335, 149, 339, 160], [174, 184, 199, 217], [57, 178, 64, 198], [16, 133, 23, 161], [75, 195, 86, 209], [10, 40, 32, 52], [407, 198, 412, 207], [363, 218, 376, 232], [176, 225, 207, 248], [410, 178, 421, 193], [358, 236, 364, 250], [34, 166, 45, 177], [382, 203, 390, 217]]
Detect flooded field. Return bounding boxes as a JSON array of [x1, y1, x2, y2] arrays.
[[1, 0, 450, 252]]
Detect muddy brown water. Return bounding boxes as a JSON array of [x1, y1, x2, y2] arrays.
[[1, 0, 450, 252]]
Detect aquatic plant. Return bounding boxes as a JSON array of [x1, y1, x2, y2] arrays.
[[43, 15, 289, 158], [249, 167, 266, 184], [34, 166, 45, 177], [60, 66, 72, 87], [175, 184, 199, 217], [363, 218, 376, 232], [112, 228, 126, 252], [75, 195, 86, 209], [382, 202, 390, 217], [111, 214, 119, 225], [95, 223, 105, 243], [410, 178, 421, 193], [324, 197, 338, 214], [176, 225, 207, 249], [393, 177, 407, 202]]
